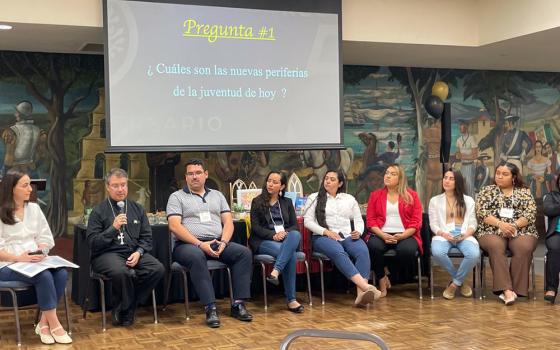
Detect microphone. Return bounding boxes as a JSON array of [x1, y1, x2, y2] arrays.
[[117, 201, 126, 228]]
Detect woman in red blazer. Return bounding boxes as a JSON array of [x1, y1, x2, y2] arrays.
[[366, 164, 423, 297]]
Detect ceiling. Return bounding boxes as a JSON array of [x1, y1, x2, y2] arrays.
[[1, 4, 560, 73]]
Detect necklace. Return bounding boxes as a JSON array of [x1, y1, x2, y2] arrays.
[[108, 198, 127, 245], [445, 195, 456, 219]]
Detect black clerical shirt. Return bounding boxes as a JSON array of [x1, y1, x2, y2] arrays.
[[86, 198, 152, 259]]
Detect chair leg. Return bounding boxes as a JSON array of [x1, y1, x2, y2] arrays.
[[318, 259, 325, 305], [226, 268, 234, 305], [82, 276, 91, 319], [429, 257, 434, 299], [304, 260, 312, 306], [480, 255, 486, 299], [532, 258, 536, 300], [152, 289, 158, 324], [260, 262, 268, 310], [63, 288, 72, 335], [544, 254, 547, 293], [417, 256, 422, 300], [99, 279, 107, 332], [163, 272, 173, 310], [8, 289, 22, 346], [181, 270, 190, 320]]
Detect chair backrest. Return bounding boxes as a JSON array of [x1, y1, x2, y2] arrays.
[[287, 173, 303, 196], [229, 179, 247, 206]]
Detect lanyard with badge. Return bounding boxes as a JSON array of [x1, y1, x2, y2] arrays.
[[498, 189, 516, 220], [269, 202, 285, 233]]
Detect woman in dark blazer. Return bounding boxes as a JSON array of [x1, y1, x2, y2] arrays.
[[543, 175, 560, 303], [249, 171, 304, 313]]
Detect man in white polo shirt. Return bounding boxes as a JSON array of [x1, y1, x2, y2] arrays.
[[167, 158, 253, 328]]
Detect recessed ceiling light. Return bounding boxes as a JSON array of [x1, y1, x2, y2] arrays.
[[0, 24, 13, 30]]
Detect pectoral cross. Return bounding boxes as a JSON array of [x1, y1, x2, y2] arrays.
[[118, 230, 125, 245]]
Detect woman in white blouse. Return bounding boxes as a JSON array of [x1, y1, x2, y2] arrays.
[[304, 170, 380, 306], [428, 169, 479, 299], [0, 170, 72, 344]]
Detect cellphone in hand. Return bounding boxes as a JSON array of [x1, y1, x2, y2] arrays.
[[29, 250, 44, 255], [210, 242, 220, 251]]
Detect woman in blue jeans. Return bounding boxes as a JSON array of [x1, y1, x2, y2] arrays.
[[249, 171, 304, 313], [304, 169, 381, 307], [428, 169, 479, 299], [0, 170, 71, 344]]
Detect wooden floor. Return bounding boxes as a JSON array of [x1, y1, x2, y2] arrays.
[[1, 268, 558, 350]]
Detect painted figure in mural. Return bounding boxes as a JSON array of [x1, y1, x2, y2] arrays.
[[86, 168, 165, 326], [378, 137, 401, 165], [424, 119, 443, 203], [475, 161, 538, 305], [355, 164, 386, 203], [525, 140, 551, 201], [146, 152, 180, 211], [544, 141, 558, 191], [474, 153, 492, 194], [304, 169, 381, 306], [455, 119, 478, 197], [358, 132, 378, 175], [1, 101, 43, 176], [302, 149, 354, 185], [499, 115, 532, 175]]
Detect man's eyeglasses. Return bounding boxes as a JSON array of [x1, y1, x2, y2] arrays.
[[186, 171, 205, 177], [109, 183, 128, 189]]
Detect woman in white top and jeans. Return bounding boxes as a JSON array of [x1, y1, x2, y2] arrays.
[[304, 169, 381, 306], [0, 170, 71, 344], [429, 169, 479, 299]]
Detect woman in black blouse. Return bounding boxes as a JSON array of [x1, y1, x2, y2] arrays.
[[249, 171, 304, 313]]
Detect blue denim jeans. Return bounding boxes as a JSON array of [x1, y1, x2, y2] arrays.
[[0, 267, 68, 311], [431, 237, 480, 286], [257, 230, 301, 302], [312, 235, 370, 280]]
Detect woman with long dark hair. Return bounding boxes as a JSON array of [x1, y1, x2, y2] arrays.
[[304, 170, 380, 306], [475, 161, 538, 305], [0, 170, 72, 344], [249, 171, 304, 312], [429, 169, 479, 299], [366, 164, 423, 297]]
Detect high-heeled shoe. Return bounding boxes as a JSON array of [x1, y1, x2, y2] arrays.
[[50, 326, 72, 344], [35, 323, 55, 345], [544, 291, 557, 304]]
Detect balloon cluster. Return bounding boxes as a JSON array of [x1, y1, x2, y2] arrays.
[[424, 81, 449, 119]]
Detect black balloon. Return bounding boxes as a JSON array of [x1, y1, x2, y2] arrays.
[[424, 95, 444, 119]]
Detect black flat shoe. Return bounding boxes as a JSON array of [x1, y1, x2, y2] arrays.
[[231, 303, 253, 322], [266, 275, 280, 286], [205, 306, 221, 328], [287, 304, 304, 313], [111, 305, 122, 326], [544, 292, 557, 304]]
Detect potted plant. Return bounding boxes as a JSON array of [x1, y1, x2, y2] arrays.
[[231, 203, 246, 220]]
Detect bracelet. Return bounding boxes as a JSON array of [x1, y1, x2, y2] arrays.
[[513, 222, 519, 229], [220, 241, 228, 246]]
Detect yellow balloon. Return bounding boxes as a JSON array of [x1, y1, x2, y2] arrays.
[[432, 81, 449, 101]]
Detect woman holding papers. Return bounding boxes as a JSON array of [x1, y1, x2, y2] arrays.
[[428, 169, 479, 300], [250, 171, 304, 313], [0, 170, 72, 344], [304, 169, 381, 307]]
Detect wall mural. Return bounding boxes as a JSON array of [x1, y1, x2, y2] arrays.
[[1, 51, 560, 236]]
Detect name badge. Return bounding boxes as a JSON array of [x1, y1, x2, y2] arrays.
[[499, 208, 514, 219], [274, 225, 285, 233], [199, 211, 211, 223]]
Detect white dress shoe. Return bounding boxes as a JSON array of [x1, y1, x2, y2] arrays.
[[50, 326, 72, 344], [35, 323, 55, 344]]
